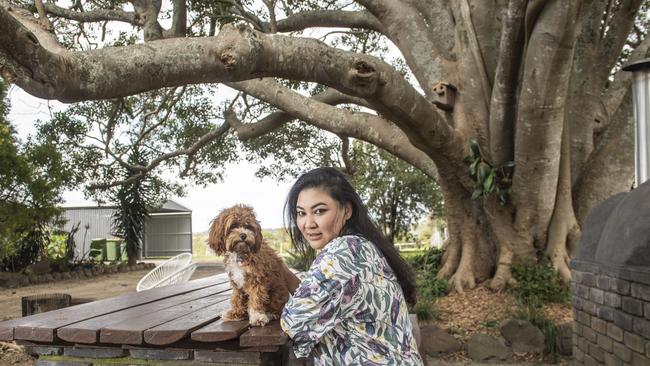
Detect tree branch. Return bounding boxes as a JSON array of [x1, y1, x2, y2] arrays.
[[275, 10, 386, 34], [356, 0, 455, 96], [512, 0, 583, 240], [130, 0, 163, 41], [597, 0, 643, 79], [457, 0, 491, 110], [262, 0, 277, 33], [0, 16, 457, 158], [42, 2, 139, 25], [168, 0, 187, 37], [602, 33, 650, 129], [573, 91, 634, 226], [488, 0, 526, 165], [86, 122, 231, 190], [225, 87, 371, 141], [227, 78, 440, 180], [33, 0, 53, 30]]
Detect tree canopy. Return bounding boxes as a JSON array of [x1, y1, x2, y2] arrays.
[[0, 78, 73, 270], [1, 0, 648, 291]]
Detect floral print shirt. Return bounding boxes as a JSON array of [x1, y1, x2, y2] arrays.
[[281, 235, 424, 366]]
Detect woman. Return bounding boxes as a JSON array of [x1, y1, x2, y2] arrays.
[[281, 167, 424, 366]]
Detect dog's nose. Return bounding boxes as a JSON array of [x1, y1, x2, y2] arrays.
[[239, 233, 247, 240]]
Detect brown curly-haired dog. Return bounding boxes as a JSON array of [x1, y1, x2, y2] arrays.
[[208, 204, 300, 326]]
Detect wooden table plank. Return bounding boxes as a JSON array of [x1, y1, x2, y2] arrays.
[[2, 273, 228, 343], [143, 298, 231, 345], [100, 292, 231, 345], [56, 282, 230, 344], [239, 320, 288, 347], [191, 319, 250, 343]]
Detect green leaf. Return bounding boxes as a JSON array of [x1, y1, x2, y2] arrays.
[[477, 163, 490, 182], [469, 159, 480, 178], [471, 187, 483, 200], [483, 172, 495, 193], [469, 139, 481, 158]]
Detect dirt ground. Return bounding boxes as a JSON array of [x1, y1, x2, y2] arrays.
[[0, 264, 223, 366]]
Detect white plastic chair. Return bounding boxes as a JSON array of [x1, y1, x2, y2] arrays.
[[136, 253, 194, 292]]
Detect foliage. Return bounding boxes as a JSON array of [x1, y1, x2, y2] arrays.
[[35, 84, 238, 204], [512, 302, 561, 358], [192, 233, 212, 257], [464, 139, 514, 205], [283, 247, 316, 272], [44, 224, 79, 272], [46, 233, 68, 259], [111, 148, 154, 266], [509, 257, 570, 308], [0, 78, 72, 271], [405, 248, 448, 320], [349, 142, 444, 242], [508, 257, 569, 358]]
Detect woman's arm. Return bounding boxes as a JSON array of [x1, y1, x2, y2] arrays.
[[280, 237, 359, 357]]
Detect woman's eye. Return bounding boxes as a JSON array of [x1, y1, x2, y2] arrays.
[[296, 211, 305, 217], [315, 209, 326, 215]]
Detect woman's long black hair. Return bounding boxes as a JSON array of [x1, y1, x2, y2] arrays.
[[284, 167, 417, 306]]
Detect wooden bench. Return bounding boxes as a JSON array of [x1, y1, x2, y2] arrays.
[[0, 273, 308, 365]]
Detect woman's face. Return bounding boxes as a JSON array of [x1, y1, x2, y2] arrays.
[[296, 187, 352, 250]]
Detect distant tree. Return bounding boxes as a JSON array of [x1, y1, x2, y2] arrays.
[[35, 84, 239, 263], [35, 84, 237, 196], [348, 142, 444, 243], [0, 78, 72, 271], [111, 148, 154, 266]]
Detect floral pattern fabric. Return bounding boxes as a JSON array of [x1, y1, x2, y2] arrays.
[[281, 235, 424, 366]]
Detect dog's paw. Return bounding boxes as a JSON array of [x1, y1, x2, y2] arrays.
[[248, 309, 270, 327], [221, 309, 246, 321]]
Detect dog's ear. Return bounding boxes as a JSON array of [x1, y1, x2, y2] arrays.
[[253, 220, 263, 252], [208, 212, 227, 256]]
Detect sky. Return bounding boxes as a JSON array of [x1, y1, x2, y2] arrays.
[[7, 86, 294, 232]]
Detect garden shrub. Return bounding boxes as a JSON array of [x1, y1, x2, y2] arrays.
[[509, 256, 569, 359], [510, 257, 570, 308], [513, 301, 561, 359], [405, 248, 447, 320]]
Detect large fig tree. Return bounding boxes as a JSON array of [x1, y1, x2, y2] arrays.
[[0, 0, 647, 291]]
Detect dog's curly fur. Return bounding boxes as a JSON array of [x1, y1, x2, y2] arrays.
[[208, 204, 299, 327]]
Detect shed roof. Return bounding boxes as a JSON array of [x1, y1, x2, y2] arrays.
[[63, 199, 191, 214]]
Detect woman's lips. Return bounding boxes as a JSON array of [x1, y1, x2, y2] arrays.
[[306, 233, 322, 241]]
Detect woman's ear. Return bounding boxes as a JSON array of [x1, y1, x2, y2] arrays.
[[344, 203, 353, 222]]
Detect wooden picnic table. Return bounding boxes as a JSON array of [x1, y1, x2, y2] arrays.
[[0, 273, 308, 366]]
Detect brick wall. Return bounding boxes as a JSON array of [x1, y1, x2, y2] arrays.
[[571, 260, 650, 366]]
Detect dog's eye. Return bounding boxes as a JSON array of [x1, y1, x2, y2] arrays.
[[229, 224, 238, 230], [244, 224, 253, 230]]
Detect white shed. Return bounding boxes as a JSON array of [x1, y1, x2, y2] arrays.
[[61, 200, 192, 259]]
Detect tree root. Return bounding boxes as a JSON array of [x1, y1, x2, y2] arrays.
[[437, 237, 460, 279], [489, 247, 515, 291], [449, 265, 476, 293], [548, 244, 572, 282]]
